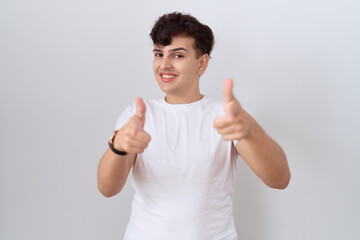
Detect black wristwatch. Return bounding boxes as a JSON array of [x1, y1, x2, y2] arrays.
[[108, 130, 128, 156]]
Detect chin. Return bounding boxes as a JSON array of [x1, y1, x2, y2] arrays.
[[159, 87, 175, 95], [156, 80, 174, 94]]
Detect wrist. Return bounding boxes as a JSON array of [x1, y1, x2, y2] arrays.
[[108, 130, 128, 156]]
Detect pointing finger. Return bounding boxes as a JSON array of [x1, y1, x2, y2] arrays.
[[213, 117, 231, 129]]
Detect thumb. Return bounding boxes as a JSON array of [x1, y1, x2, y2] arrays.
[[135, 97, 146, 120], [223, 78, 235, 103], [223, 78, 235, 122], [132, 97, 146, 136]]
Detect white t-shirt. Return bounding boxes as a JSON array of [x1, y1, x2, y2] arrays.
[[115, 96, 239, 240]]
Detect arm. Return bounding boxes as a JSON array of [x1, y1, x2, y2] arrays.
[[235, 113, 290, 189], [214, 79, 290, 189], [97, 149, 137, 197], [97, 97, 151, 197]]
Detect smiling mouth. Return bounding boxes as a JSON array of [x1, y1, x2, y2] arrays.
[[160, 73, 177, 82]]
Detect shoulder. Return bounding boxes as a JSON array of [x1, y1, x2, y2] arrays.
[[203, 95, 224, 114], [144, 97, 163, 107], [141, 97, 164, 113], [204, 95, 222, 106], [114, 102, 136, 130]]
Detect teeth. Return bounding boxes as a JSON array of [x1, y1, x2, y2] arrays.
[[162, 74, 176, 79]]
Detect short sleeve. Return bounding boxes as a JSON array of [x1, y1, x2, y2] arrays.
[[114, 102, 136, 130]]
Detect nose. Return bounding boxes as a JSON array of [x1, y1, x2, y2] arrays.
[[160, 55, 172, 70]]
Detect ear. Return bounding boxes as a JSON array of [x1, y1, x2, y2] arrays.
[[197, 54, 210, 76]]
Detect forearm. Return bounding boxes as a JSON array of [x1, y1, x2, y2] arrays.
[[97, 148, 136, 197], [236, 118, 291, 189]]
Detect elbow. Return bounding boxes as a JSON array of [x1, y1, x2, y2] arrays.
[[274, 178, 290, 190], [97, 183, 121, 198], [267, 171, 291, 190], [99, 190, 117, 198]]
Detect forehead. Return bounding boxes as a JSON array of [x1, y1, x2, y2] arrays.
[[154, 36, 196, 51]]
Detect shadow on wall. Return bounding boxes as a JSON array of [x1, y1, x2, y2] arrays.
[[233, 158, 266, 240]]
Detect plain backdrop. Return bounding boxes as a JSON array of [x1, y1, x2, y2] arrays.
[[1, 0, 359, 239]]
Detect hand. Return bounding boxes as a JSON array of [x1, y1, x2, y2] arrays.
[[114, 97, 151, 154], [213, 78, 253, 141]]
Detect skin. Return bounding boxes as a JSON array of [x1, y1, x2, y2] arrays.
[[97, 97, 150, 197], [214, 78, 291, 189], [97, 35, 290, 197], [152, 36, 209, 104]]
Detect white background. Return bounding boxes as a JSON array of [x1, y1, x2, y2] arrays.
[[1, 0, 359, 239]]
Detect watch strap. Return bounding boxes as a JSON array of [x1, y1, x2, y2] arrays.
[[108, 130, 128, 156]]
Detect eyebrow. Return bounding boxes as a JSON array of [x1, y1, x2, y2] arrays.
[[153, 47, 189, 52]]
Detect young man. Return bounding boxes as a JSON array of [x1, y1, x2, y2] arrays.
[[97, 12, 290, 240]]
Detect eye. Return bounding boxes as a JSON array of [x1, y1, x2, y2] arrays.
[[154, 53, 163, 57], [174, 54, 183, 58]]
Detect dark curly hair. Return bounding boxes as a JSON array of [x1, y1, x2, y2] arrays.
[[150, 12, 214, 58]]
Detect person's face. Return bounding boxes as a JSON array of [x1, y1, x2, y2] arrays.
[[152, 36, 208, 101]]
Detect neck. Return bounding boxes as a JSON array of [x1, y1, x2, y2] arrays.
[[165, 92, 204, 104]]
